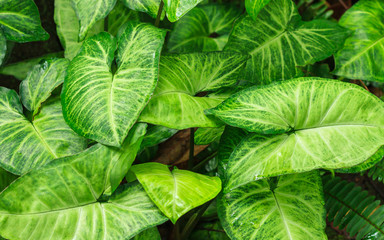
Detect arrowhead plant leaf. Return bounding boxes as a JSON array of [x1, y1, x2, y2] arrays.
[[207, 78, 384, 191], [0, 0, 49, 42], [225, 0, 350, 84], [130, 162, 222, 223], [19, 58, 69, 115], [139, 52, 247, 129], [218, 171, 327, 240], [0, 88, 87, 175], [108, 1, 139, 36], [245, 0, 271, 20], [333, 0, 384, 82], [62, 22, 166, 147]]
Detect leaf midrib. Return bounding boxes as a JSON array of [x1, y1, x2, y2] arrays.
[[272, 191, 293, 240]]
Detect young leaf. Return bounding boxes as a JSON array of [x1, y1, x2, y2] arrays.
[[54, 0, 104, 60], [139, 52, 247, 129], [0, 88, 87, 175], [245, 0, 271, 20], [207, 78, 384, 191], [108, 1, 139, 36], [333, 0, 384, 82], [225, 0, 349, 84], [19, 58, 69, 115], [62, 23, 166, 147], [167, 4, 242, 53], [218, 171, 326, 240], [194, 126, 225, 145], [130, 162, 222, 223], [0, 0, 49, 42], [71, 0, 116, 40]]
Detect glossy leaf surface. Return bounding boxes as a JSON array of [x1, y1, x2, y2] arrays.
[[131, 162, 221, 223], [19, 58, 69, 114], [62, 23, 166, 147], [54, 0, 103, 60], [245, 0, 271, 20], [139, 52, 246, 129], [208, 78, 384, 190], [0, 0, 49, 42], [218, 171, 326, 240], [225, 0, 349, 84], [0, 88, 87, 175], [167, 4, 242, 53], [71, 0, 116, 40], [333, 0, 384, 82]]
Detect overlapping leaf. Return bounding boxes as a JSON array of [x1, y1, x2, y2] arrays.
[[336, 147, 384, 174], [123, 0, 162, 19], [139, 52, 247, 129], [54, 0, 104, 60], [245, 0, 271, 20], [140, 125, 178, 150], [62, 22, 166, 147], [0, 168, 16, 192], [19, 58, 69, 115], [333, 0, 384, 82], [108, 1, 139, 36], [0, 0, 49, 42], [0, 88, 87, 175], [0, 145, 167, 240], [218, 171, 326, 240], [224, 0, 349, 84], [131, 162, 221, 223], [208, 78, 384, 191], [167, 4, 242, 53], [194, 126, 225, 145], [71, 0, 116, 40]]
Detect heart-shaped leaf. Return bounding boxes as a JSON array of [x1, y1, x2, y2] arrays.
[[207, 78, 384, 190], [0, 0, 49, 42], [218, 171, 326, 240], [333, 0, 384, 82], [71, 0, 116, 40], [131, 162, 221, 223], [167, 4, 242, 53], [245, 0, 271, 20], [139, 52, 247, 129], [224, 0, 349, 84], [54, 0, 104, 60], [0, 88, 87, 175], [19, 58, 69, 115], [62, 22, 166, 147]]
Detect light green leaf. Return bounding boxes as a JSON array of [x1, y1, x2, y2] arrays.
[[19, 58, 69, 115], [140, 125, 178, 149], [0, 168, 16, 192], [71, 0, 116, 40], [0, 52, 64, 80], [0, 31, 5, 66], [0, 88, 87, 175], [225, 0, 349, 84], [131, 227, 160, 240], [194, 126, 225, 145], [167, 4, 241, 53], [131, 162, 222, 223], [333, 0, 384, 82], [62, 23, 166, 147], [54, 0, 104, 60], [139, 52, 247, 129], [207, 78, 384, 191], [336, 147, 384, 174], [123, 0, 162, 19], [218, 171, 326, 240], [0, 0, 49, 42], [108, 1, 139, 36], [245, 0, 271, 20], [0, 146, 168, 240]]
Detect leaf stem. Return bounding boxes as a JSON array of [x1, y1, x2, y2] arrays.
[[155, 0, 164, 27], [188, 128, 195, 169], [358, 79, 370, 92], [180, 201, 212, 239]]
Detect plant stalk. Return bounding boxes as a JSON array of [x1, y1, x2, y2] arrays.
[[155, 0, 164, 27], [188, 128, 195, 169]]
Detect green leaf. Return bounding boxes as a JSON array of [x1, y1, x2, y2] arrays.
[[336, 147, 384, 174], [19, 58, 69, 115], [190, 221, 230, 240], [131, 227, 161, 240], [0, 0, 49, 42], [207, 78, 384, 191], [167, 4, 242, 53], [224, 0, 349, 84], [0, 88, 87, 175], [245, 0, 271, 20], [140, 125, 178, 149], [71, 0, 116, 40], [194, 126, 225, 145], [54, 0, 104, 60], [218, 171, 326, 240], [0, 168, 16, 192], [0, 149, 168, 240], [367, 155, 384, 184], [333, 0, 384, 82], [139, 52, 247, 129], [62, 23, 166, 147], [123, 0, 162, 19], [108, 1, 139, 36], [131, 162, 222, 223], [0, 31, 6, 66], [0, 52, 64, 80]]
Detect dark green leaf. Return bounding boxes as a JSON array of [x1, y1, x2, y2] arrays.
[[131, 227, 160, 240], [0, 168, 16, 192]]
